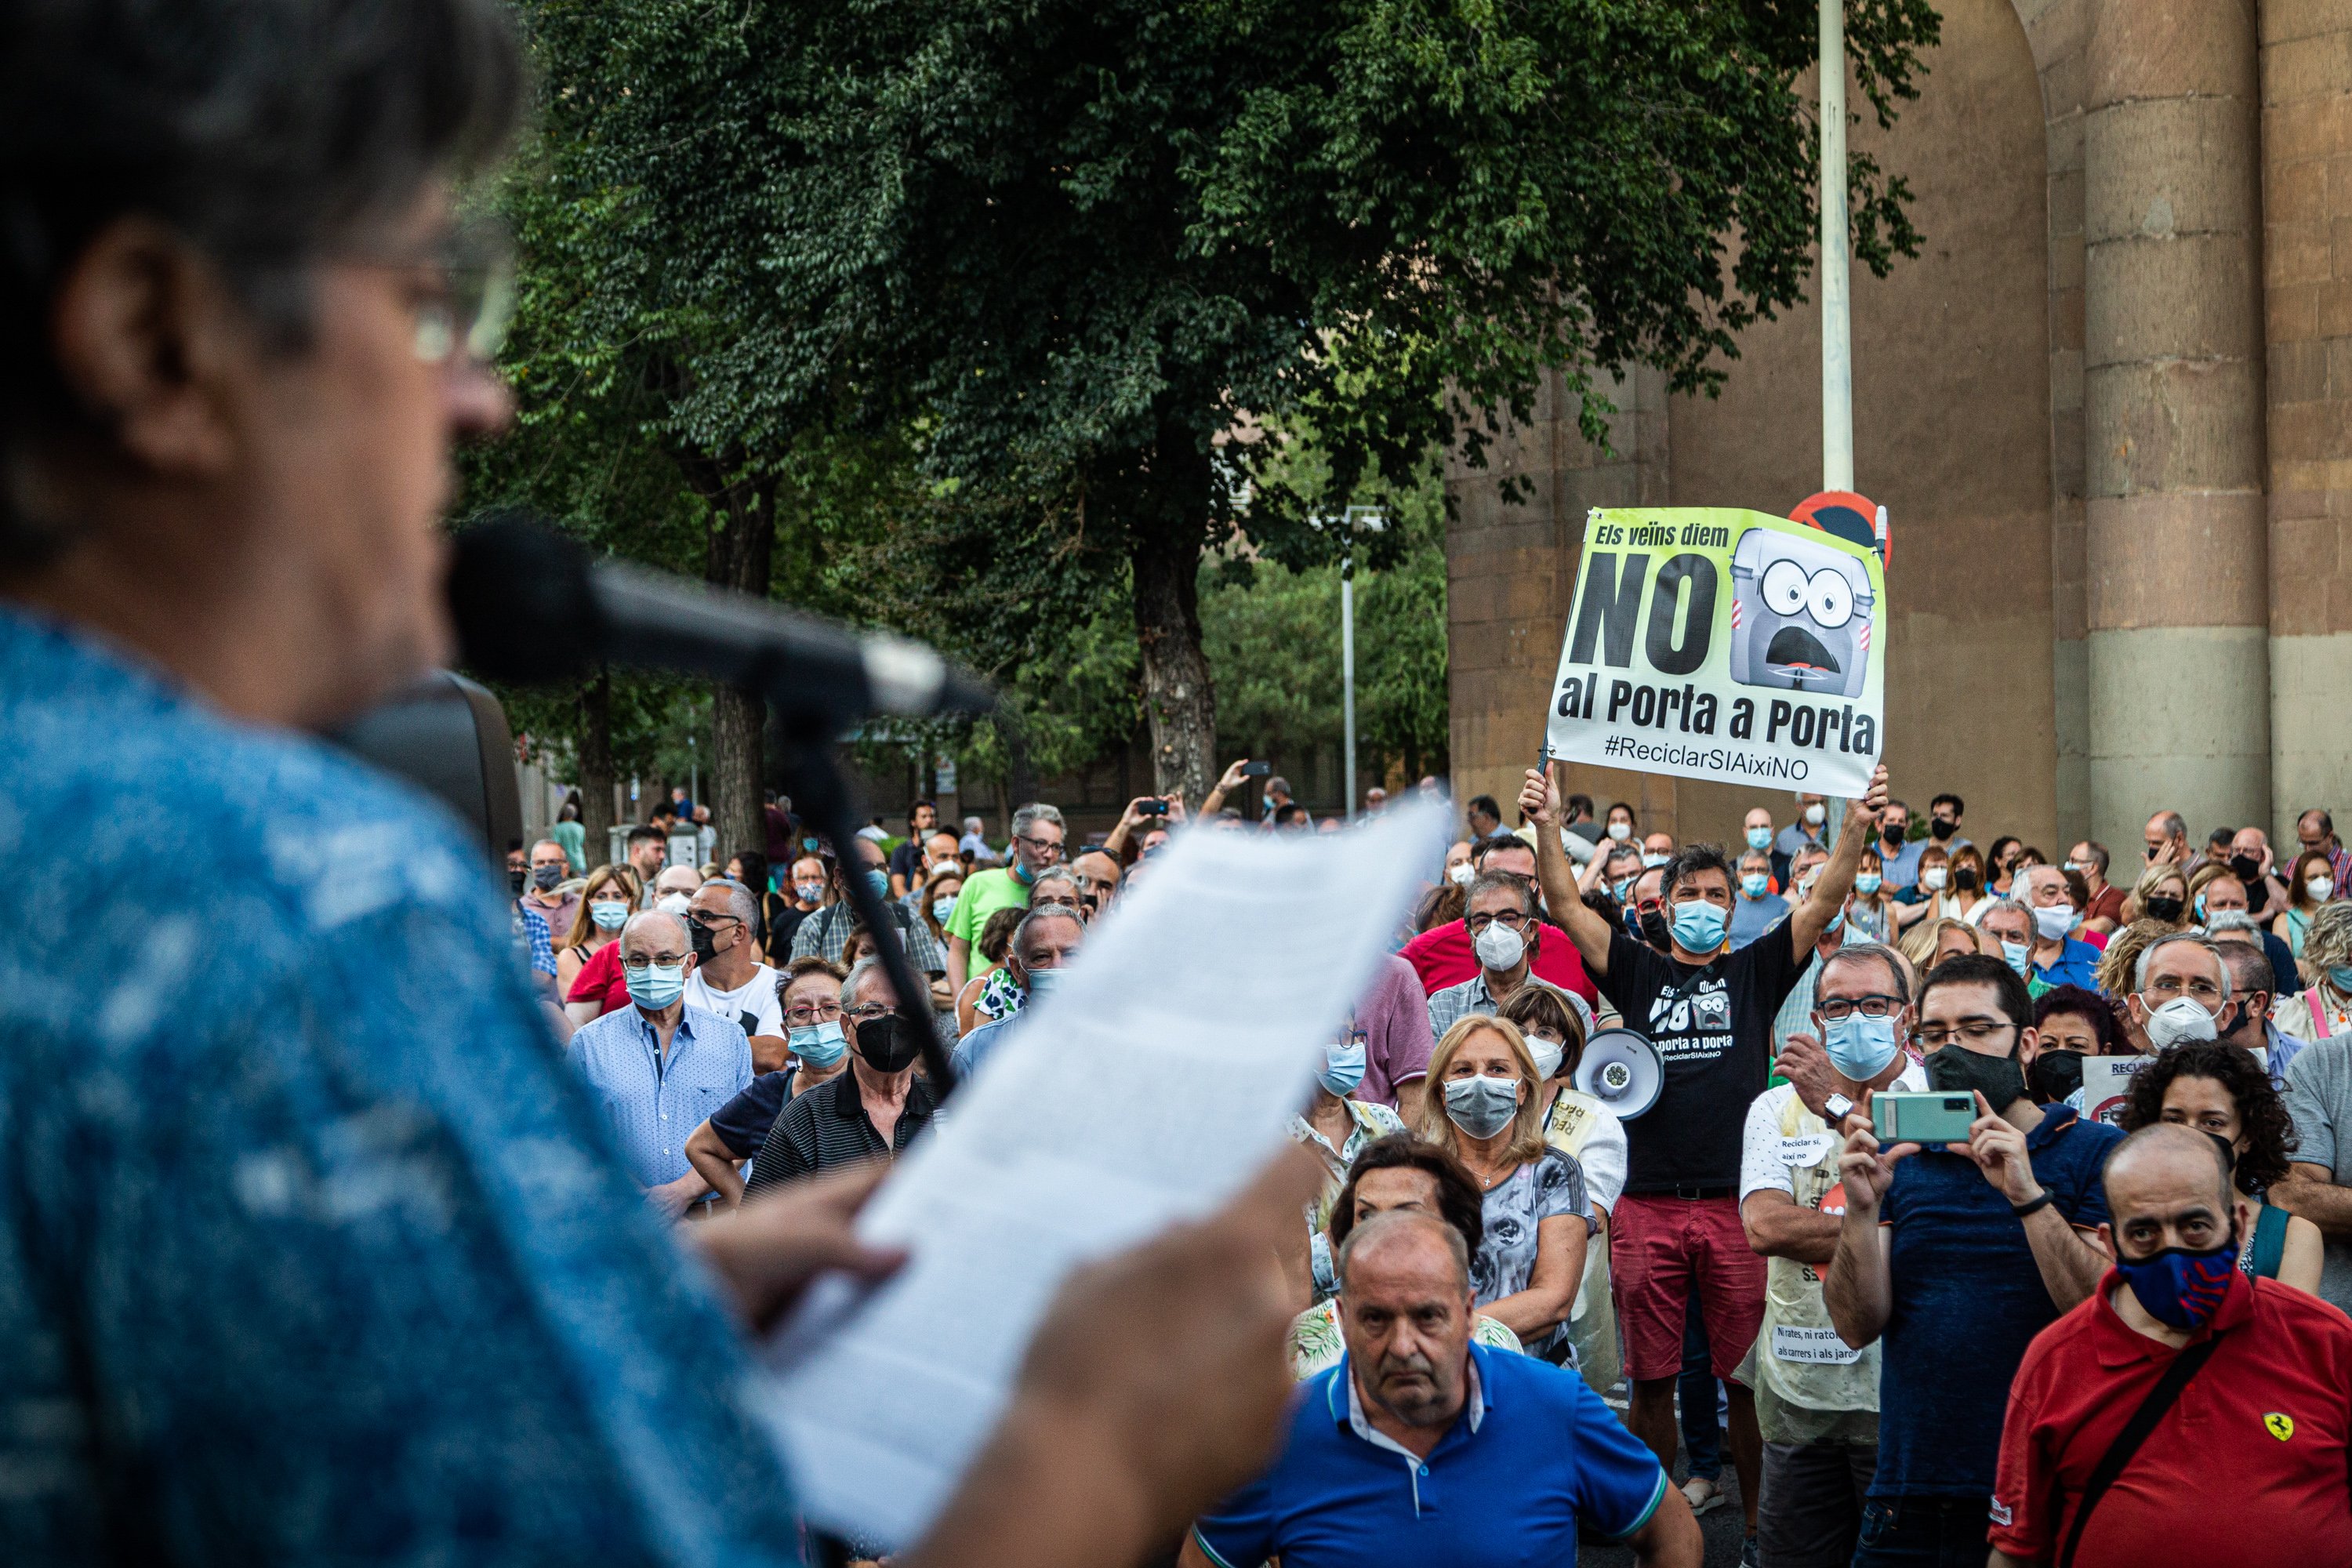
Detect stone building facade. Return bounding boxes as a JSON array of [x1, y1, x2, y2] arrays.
[[1446, 0, 2352, 858]]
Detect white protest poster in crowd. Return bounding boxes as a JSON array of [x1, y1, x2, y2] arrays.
[[755, 798, 1447, 1551], [2081, 1055, 2151, 1125], [1544, 506, 1887, 795]]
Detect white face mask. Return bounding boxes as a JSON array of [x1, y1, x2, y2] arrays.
[[2032, 904, 2074, 942], [1921, 867, 1948, 891], [1606, 822, 1632, 842], [2143, 993, 2220, 1050], [1473, 921, 1526, 973], [1448, 862, 1475, 886], [1803, 803, 1826, 826], [2309, 875, 2335, 902], [1527, 1035, 1566, 1082]]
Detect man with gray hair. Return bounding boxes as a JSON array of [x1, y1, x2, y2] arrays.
[[684, 877, 786, 1072], [1741, 942, 1923, 1568], [789, 835, 947, 978], [2125, 931, 2232, 1053], [953, 903, 1087, 1078], [1427, 869, 1589, 1041], [2013, 862, 2099, 990], [564, 910, 753, 1221], [1184, 1210, 1700, 1568], [943, 800, 1067, 993], [745, 953, 938, 1194]]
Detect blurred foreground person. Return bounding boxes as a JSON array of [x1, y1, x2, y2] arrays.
[[0, 5, 1319, 1563]]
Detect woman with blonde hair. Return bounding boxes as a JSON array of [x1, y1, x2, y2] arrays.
[[1897, 915, 1982, 978], [1414, 1014, 1592, 1359], [2281, 900, 2352, 1043], [2122, 860, 2190, 928], [555, 863, 641, 1006], [2093, 917, 2181, 1001]]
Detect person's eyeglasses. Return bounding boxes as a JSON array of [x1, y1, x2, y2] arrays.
[[2143, 974, 2223, 1002], [1912, 1018, 2019, 1048], [1465, 910, 1531, 935], [621, 953, 686, 971], [843, 1003, 892, 1022], [329, 216, 517, 365], [782, 1001, 844, 1025], [1013, 833, 1065, 860], [688, 912, 741, 931], [1817, 995, 1904, 1021]]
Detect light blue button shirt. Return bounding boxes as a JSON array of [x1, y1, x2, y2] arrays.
[[566, 1002, 752, 1187]]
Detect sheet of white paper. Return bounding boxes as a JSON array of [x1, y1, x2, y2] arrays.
[[753, 798, 1446, 1549]]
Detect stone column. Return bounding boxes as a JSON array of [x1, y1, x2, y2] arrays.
[[2260, 0, 2352, 837], [2082, 0, 2269, 854]]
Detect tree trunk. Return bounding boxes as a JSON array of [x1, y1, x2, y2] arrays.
[[578, 666, 615, 866], [1129, 427, 1218, 802], [700, 473, 776, 867]]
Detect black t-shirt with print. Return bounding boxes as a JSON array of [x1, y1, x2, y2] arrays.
[[1599, 921, 1807, 1192]]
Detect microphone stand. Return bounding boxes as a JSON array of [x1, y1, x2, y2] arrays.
[[769, 730, 960, 1102]]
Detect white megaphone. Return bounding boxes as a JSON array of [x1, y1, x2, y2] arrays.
[[1573, 1027, 1665, 1119]]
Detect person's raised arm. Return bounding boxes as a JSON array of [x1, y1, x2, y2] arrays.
[[1823, 1090, 1911, 1347], [1199, 760, 1250, 820], [1102, 796, 1154, 860], [1522, 764, 1613, 978], [1959, 1092, 2106, 1312], [1788, 765, 1889, 953]]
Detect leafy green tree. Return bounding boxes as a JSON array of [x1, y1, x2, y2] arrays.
[[514, 0, 1936, 800]]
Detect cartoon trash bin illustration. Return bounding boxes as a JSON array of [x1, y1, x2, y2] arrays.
[[1729, 527, 1874, 697]]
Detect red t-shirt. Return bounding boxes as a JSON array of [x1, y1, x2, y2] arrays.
[[565, 939, 633, 1017], [1399, 920, 1599, 1006], [2085, 883, 2126, 927], [1990, 1268, 2352, 1566]]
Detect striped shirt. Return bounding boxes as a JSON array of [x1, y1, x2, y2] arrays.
[[744, 1069, 937, 1197], [786, 899, 947, 974]]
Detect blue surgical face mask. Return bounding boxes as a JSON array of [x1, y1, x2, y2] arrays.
[[625, 960, 686, 1011], [2114, 1233, 2238, 1330], [864, 868, 889, 898], [590, 900, 630, 931], [1443, 1074, 1521, 1139], [1823, 1012, 1902, 1081], [2332, 965, 2352, 994], [2000, 938, 2031, 975], [1740, 873, 1769, 899], [1670, 898, 1727, 954], [1746, 826, 1773, 851], [1853, 873, 1882, 896], [1613, 877, 1635, 902], [1321, 1036, 1368, 1097], [931, 895, 957, 924], [789, 1019, 848, 1067], [1025, 967, 1063, 1000]]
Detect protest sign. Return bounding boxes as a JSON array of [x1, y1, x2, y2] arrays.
[[1544, 507, 1886, 795], [2082, 1055, 2151, 1126]]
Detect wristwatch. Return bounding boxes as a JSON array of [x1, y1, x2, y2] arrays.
[[1823, 1093, 1856, 1129]]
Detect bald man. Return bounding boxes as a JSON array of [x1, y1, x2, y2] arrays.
[[1990, 1123, 2352, 1566], [1185, 1210, 1700, 1568], [563, 911, 752, 1220]]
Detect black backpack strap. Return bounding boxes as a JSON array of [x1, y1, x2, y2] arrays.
[[2057, 1334, 2223, 1568]]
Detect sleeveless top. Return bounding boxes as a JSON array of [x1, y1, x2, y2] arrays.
[[2241, 1200, 2289, 1280]]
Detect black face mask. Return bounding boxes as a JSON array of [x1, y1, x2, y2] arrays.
[[1926, 1043, 2029, 1115], [689, 920, 718, 963], [1953, 868, 1981, 892], [2145, 894, 2186, 924], [1883, 824, 1905, 845], [2027, 1049, 2085, 1105], [1930, 818, 1957, 842], [532, 863, 565, 892], [508, 868, 526, 895], [2227, 854, 2264, 887], [1638, 909, 1672, 952], [854, 1012, 925, 1073]]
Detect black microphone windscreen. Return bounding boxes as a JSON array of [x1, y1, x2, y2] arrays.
[[447, 511, 601, 684]]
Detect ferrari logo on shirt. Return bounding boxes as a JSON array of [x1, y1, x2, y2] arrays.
[[2265, 1412, 2296, 1441]]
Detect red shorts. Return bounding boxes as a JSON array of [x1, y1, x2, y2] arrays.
[[1610, 1192, 1766, 1384]]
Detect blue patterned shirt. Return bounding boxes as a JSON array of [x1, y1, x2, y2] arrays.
[[566, 1002, 752, 1187], [0, 607, 807, 1566]]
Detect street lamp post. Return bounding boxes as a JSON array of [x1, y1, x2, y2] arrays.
[[1317, 505, 1387, 818], [1820, 0, 1853, 492]]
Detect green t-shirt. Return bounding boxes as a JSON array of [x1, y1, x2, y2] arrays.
[[944, 866, 1032, 978]]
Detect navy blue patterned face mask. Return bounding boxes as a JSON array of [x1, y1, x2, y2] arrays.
[[2114, 1233, 2237, 1330]]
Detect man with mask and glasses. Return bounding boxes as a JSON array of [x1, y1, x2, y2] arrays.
[[2121, 932, 2234, 1056], [953, 903, 1085, 1079], [1530, 762, 1889, 1563], [1824, 954, 2122, 1565], [1987, 1123, 2352, 1568], [746, 954, 940, 1192], [2013, 864, 2100, 992], [566, 912, 753, 1221], [1426, 870, 1583, 1041], [944, 800, 1065, 992], [1740, 942, 1923, 1568], [684, 877, 786, 1072]]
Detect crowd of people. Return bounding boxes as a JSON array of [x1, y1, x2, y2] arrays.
[[545, 761, 2352, 1568]]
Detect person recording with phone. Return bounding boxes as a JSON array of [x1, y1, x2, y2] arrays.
[[1737, 942, 1923, 1568], [0, 7, 1319, 1563], [1822, 954, 2122, 1566]]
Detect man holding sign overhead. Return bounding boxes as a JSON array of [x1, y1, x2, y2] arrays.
[[1523, 756, 1889, 1560]]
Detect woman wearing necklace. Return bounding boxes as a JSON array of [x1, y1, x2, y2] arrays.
[[1415, 1014, 1592, 1361], [1286, 1019, 1406, 1303]]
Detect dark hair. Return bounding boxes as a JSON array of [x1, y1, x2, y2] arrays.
[[1919, 952, 2034, 1039], [908, 797, 936, 821], [1466, 794, 1501, 822], [1273, 800, 1310, 826], [1415, 880, 1467, 932], [1327, 1134, 1485, 1258], [2031, 984, 2125, 1055], [2118, 1042, 2296, 1193], [1471, 832, 1531, 866], [1498, 985, 1587, 1076], [1606, 800, 1637, 825], [2208, 826, 2237, 850], [2060, 866, 2089, 912], [1662, 842, 1733, 899], [1464, 867, 1535, 920], [975, 905, 1025, 965], [1931, 793, 1964, 816], [732, 848, 769, 895], [0, 0, 524, 554], [626, 825, 665, 848], [1583, 885, 1625, 931], [1565, 793, 1595, 819]]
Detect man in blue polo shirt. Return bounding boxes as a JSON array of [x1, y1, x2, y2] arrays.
[[1823, 953, 2122, 1565], [1184, 1211, 1700, 1568], [2015, 864, 2100, 991]]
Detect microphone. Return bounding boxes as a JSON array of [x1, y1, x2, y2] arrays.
[[445, 512, 995, 724]]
